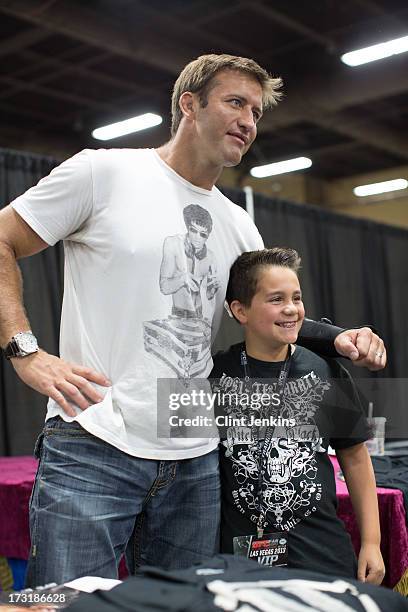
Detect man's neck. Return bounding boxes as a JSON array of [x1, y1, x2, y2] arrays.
[[156, 137, 222, 191], [244, 338, 291, 363]]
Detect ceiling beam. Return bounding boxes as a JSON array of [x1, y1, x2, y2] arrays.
[[190, 2, 245, 27], [262, 61, 408, 133], [306, 108, 408, 161], [0, 100, 63, 124], [0, 25, 49, 57], [250, 1, 337, 51], [19, 50, 160, 97], [1, 0, 408, 161], [258, 53, 408, 158], [2, 0, 407, 114], [129, 0, 259, 57], [0, 46, 107, 102], [259, 99, 408, 160], [0, 74, 118, 112], [0, 0, 191, 75], [0, 48, 160, 105]]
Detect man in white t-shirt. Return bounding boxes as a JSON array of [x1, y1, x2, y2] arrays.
[[0, 54, 386, 586]]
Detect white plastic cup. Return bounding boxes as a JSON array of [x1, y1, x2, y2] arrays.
[[365, 417, 386, 456]]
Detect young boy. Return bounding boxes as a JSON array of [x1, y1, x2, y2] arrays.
[[211, 247, 385, 584]]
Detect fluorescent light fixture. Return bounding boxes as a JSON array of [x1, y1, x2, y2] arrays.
[[353, 179, 408, 197], [92, 113, 162, 140], [341, 35, 408, 66], [250, 156, 312, 178]]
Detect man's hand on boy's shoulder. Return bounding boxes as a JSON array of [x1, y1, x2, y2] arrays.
[[334, 327, 386, 371]]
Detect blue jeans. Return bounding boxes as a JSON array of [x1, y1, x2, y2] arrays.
[[26, 417, 220, 587]]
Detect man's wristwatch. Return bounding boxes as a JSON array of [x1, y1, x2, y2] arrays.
[[3, 332, 39, 359]]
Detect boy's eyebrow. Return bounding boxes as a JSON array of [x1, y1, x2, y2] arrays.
[[265, 290, 302, 297]]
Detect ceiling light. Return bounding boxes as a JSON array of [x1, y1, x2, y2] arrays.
[[92, 113, 162, 140], [353, 179, 408, 197], [250, 157, 312, 178], [341, 35, 408, 66]]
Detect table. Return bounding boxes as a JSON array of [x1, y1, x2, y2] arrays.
[[330, 455, 408, 591], [1, 456, 408, 591], [0, 456, 36, 560]]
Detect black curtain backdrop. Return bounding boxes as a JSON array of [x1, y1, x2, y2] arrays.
[[219, 186, 407, 378], [0, 149, 407, 454], [0, 149, 61, 455], [218, 187, 408, 441]]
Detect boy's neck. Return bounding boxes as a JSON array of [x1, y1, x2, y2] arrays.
[[244, 339, 292, 363]]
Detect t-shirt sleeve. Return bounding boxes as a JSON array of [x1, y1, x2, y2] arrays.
[[231, 200, 264, 250], [297, 318, 344, 357], [329, 362, 370, 449], [10, 150, 93, 246], [252, 226, 264, 250]]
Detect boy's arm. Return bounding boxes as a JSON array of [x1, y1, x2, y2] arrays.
[[337, 443, 385, 585], [298, 319, 386, 371]]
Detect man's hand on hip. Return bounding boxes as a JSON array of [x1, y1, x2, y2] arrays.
[[11, 349, 111, 416], [334, 327, 387, 371]]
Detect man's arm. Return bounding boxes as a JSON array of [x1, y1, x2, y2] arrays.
[[0, 206, 110, 416], [337, 443, 385, 585], [298, 318, 386, 371]]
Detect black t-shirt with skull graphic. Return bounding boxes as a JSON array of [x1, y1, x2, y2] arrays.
[[210, 343, 369, 579]]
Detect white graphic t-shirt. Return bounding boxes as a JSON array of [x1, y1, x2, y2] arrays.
[[11, 148, 263, 459]]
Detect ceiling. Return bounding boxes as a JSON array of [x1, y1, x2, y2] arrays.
[[0, 0, 408, 180]]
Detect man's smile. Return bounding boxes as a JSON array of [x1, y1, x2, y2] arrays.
[[227, 131, 248, 146]]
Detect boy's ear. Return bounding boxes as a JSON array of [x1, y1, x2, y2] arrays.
[[230, 300, 248, 325]]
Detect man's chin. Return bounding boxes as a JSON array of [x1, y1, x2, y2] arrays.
[[224, 154, 243, 168]]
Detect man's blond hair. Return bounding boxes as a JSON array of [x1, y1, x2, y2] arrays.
[[171, 54, 282, 136]]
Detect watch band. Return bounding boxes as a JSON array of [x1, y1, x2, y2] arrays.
[[4, 339, 20, 359]]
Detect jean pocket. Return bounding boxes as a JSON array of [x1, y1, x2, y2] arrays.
[[33, 431, 44, 460], [29, 431, 45, 512]]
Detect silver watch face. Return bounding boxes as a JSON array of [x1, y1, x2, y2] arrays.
[[15, 332, 38, 354]]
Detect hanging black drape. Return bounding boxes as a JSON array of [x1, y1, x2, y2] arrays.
[[0, 149, 61, 455], [0, 150, 407, 454], [219, 186, 407, 377], [217, 187, 408, 441]]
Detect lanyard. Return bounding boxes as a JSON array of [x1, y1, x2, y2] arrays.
[[240, 344, 292, 537]]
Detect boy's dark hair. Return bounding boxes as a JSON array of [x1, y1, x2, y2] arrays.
[[226, 247, 301, 308]]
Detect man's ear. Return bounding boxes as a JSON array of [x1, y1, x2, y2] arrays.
[[230, 300, 248, 325], [179, 92, 196, 121]]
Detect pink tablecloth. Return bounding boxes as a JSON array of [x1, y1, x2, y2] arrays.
[[0, 457, 136, 579], [1, 456, 408, 589], [0, 456, 37, 559], [331, 455, 408, 589]]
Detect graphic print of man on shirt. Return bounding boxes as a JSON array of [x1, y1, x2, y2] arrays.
[[143, 204, 220, 378], [160, 204, 220, 318]]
